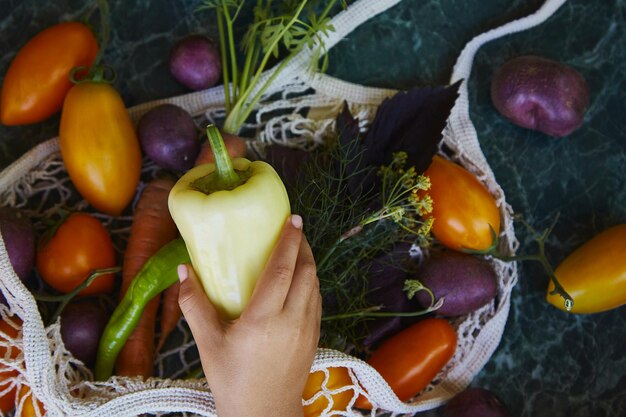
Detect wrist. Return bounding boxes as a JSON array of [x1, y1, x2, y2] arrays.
[[214, 396, 303, 417]]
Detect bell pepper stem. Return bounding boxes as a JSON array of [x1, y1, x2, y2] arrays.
[[206, 124, 241, 189]]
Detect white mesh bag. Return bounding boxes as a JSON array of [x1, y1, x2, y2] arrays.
[[0, 0, 568, 415]]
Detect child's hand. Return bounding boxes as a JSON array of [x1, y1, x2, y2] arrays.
[[178, 215, 321, 417]]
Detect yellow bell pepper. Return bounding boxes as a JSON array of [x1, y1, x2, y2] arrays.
[[168, 125, 290, 319]]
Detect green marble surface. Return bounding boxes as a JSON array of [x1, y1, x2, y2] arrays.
[[1, 1, 625, 416]]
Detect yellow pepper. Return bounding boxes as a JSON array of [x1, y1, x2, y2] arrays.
[[168, 125, 290, 319]]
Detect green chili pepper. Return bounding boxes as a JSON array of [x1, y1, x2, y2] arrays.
[[94, 238, 190, 380]]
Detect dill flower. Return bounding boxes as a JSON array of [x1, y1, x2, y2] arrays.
[[362, 151, 434, 240]]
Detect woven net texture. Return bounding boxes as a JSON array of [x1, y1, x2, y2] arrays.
[[0, 0, 567, 415]]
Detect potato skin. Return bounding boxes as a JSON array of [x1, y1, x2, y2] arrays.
[[137, 104, 200, 172], [415, 251, 497, 316], [169, 35, 221, 91], [441, 387, 511, 417], [0, 207, 35, 282], [60, 300, 109, 367], [491, 55, 589, 137]]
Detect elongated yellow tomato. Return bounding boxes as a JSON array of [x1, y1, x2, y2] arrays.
[[60, 82, 141, 215], [0, 22, 98, 125], [303, 367, 355, 416], [423, 156, 500, 251], [547, 224, 626, 313]]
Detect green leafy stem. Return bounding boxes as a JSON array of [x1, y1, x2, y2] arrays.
[[465, 214, 574, 311], [34, 267, 121, 324], [321, 280, 443, 322], [199, 0, 341, 135]]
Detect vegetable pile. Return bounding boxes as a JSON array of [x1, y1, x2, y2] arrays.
[[0, 0, 615, 416]]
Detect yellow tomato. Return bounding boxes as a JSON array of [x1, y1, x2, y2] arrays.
[[303, 367, 355, 416], [423, 156, 500, 251], [59, 81, 142, 216], [16, 385, 45, 417], [547, 224, 626, 313], [0, 316, 21, 415]]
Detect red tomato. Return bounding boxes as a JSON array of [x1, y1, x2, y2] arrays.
[[422, 156, 500, 251], [59, 82, 142, 216], [0, 22, 98, 126], [36, 212, 116, 295], [16, 385, 45, 417], [355, 318, 457, 409], [303, 367, 355, 416], [0, 316, 22, 414]]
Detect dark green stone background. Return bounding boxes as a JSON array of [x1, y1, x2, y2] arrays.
[[1, 1, 625, 416]]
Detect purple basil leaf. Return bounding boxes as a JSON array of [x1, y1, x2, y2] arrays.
[[334, 104, 376, 200], [263, 144, 311, 190], [336, 102, 361, 149], [363, 80, 462, 174]]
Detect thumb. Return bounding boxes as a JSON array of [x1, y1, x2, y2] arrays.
[[177, 264, 222, 344]]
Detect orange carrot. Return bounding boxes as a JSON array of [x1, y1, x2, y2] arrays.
[[115, 178, 178, 378], [156, 281, 181, 352]]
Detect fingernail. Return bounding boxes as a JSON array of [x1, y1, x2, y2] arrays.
[[177, 264, 188, 282], [291, 214, 303, 229]]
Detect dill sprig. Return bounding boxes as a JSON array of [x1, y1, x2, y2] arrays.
[[287, 138, 435, 352]]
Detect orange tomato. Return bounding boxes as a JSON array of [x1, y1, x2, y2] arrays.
[[16, 385, 45, 417], [0, 22, 98, 125], [59, 81, 142, 215], [0, 316, 22, 414], [36, 212, 116, 295], [303, 367, 355, 416], [423, 156, 500, 251], [355, 318, 456, 409]]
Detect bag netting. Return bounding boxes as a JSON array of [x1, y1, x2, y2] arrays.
[[0, 0, 567, 415]]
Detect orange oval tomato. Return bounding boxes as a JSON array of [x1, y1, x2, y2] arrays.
[[423, 156, 500, 251], [0, 316, 22, 415], [355, 318, 456, 409], [59, 82, 142, 215], [0, 22, 98, 126], [36, 212, 116, 295], [16, 385, 45, 417], [547, 224, 626, 313], [303, 367, 355, 416]]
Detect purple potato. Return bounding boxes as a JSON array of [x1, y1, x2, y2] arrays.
[[491, 55, 590, 137], [415, 251, 497, 317], [441, 387, 511, 417], [365, 242, 414, 295], [363, 242, 424, 347], [363, 282, 425, 348], [0, 206, 35, 282], [60, 300, 109, 367], [137, 104, 200, 172], [169, 35, 221, 91]]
